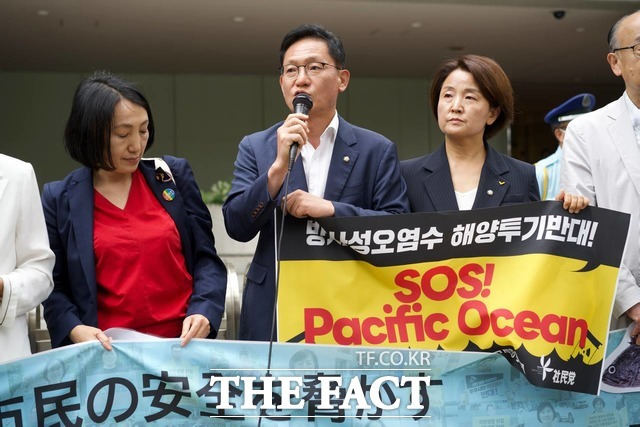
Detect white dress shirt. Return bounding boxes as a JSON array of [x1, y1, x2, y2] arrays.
[[623, 92, 640, 146], [455, 188, 478, 211], [300, 111, 339, 198]]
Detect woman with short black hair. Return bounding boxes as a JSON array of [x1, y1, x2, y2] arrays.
[[402, 55, 587, 214], [402, 55, 539, 212], [42, 71, 227, 350]]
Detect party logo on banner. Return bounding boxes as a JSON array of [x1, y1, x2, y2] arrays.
[[277, 202, 630, 395]]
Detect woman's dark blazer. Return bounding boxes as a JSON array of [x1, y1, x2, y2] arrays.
[[41, 156, 227, 347], [401, 142, 540, 212]]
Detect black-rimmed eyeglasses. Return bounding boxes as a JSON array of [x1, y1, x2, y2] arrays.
[[279, 62, 342, 79], [612, 43, 640, 59]]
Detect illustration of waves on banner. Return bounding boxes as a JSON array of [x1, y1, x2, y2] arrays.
[[464, 340, 604, 395]]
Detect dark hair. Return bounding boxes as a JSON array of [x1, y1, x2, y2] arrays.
[[429, 55, 514, 140], [279, 24, 346, 68], [536, 401, 557, 422], [608, 11, 639, 51], [64, 71, 155, 169], [608, 20, 621, 51], [288, 349, 319, 370], [551, 121, 568, 134]]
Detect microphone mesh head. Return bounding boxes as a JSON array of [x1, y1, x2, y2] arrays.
[[293, 93, 313, 114]]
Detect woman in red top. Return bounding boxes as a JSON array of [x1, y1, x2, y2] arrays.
[[42, 72, 227, 350]]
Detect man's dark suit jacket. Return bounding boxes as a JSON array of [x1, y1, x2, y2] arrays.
[[401, 142, 540, 212], [41, 156, 227, 347], [223, 116, 410, 341]]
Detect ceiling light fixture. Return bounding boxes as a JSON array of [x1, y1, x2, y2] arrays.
[[37, 10, 49, 17], [411, 22, 422, 28], [233, 16, 245, 23]]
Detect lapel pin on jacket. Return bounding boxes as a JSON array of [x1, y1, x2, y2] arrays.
[[487, 189, 494, 196], [155, 168, 173, 183], [162, 188, 176, 201], [343, 156, 350, 163], [499, 180, 506, 186]]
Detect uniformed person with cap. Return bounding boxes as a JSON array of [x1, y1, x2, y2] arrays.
[[535, 93, 596, 200]]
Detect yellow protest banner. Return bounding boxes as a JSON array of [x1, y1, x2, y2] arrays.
[[277, 202, 629, 394]]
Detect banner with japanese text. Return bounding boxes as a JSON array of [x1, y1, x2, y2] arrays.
[[277, 202, 630, 395], [1, 333, 639, 426]]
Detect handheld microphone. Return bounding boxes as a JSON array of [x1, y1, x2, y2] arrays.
[[288, 93, 313, 171]]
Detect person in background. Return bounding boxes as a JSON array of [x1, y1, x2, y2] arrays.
[[536, 401, 557, 426], [0, 154, 54, 363], [43, 358, 66, 384], [42, 72, 227, 350], [289, 348, 319, 374], [592, 397, 606, 413], [223, 24, 409, 341], [535, 93, 595, 200], [561, 10, 640, 334]]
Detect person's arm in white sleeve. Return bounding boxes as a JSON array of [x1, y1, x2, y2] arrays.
[[0, 163, 54, 328]]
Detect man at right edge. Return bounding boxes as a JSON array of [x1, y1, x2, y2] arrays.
[[561, 10, 640, 335]]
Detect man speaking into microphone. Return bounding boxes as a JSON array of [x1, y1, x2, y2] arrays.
[[223, 24, 410, 341]]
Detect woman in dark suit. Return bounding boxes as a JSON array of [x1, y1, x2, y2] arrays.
[[402, 55, 587, 213], [42, 72, 227, 350], [402, 55, 537, 212]]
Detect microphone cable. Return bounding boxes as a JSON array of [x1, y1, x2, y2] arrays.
[[259, 94, 311, 425], [258, 159, 294, 426]]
